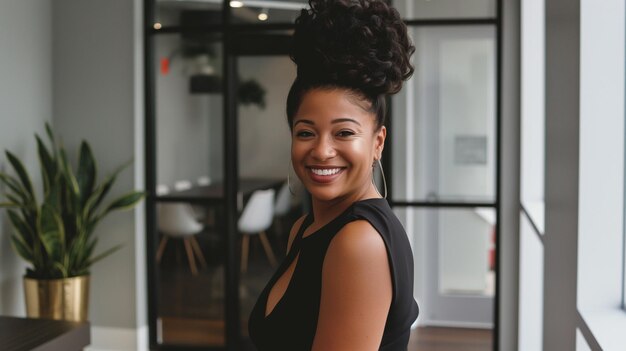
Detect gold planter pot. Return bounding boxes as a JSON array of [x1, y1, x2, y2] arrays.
[[23, 275, 90, 322]]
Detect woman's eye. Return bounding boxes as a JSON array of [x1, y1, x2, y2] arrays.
[[296, 130, 314, 138], [337, 130, 355, 137]]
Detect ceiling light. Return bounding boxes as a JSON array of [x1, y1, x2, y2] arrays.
[[230, 1, 244, 8], [153, 22, 162, 30], [258, 8, 268, 21]]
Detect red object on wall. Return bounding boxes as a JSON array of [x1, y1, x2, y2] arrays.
[[160, 57, 170, 75]]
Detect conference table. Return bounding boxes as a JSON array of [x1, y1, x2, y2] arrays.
[[0, 316, 90, 351], [156, 177, 285, 211]]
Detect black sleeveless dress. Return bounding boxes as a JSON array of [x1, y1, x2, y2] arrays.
[[248, 198, 419, 351]]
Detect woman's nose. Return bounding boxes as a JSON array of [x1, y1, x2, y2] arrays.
[[310, 136, 336, 160]]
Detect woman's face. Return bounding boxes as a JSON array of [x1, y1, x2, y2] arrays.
[[291, 88, 386, 203]]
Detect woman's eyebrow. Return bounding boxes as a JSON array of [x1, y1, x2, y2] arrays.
[[293, 118, 362, 127], [331, 118, 361, 126], [293, 118, 361, 127], [294, 119, 315, 126]]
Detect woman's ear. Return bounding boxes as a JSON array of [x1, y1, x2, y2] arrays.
[[375, 126, 387, 159]]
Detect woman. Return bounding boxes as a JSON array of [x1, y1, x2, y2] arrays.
[[248, 0, 418, 350]]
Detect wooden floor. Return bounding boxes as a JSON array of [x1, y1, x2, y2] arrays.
[[160, 316, 492, 350], [408, 326, 492, 351]]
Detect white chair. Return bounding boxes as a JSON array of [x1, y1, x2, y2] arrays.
[[156, 184, 170, 196], [197, 175, 212, 186], [157, 202, 207, 275], [239, 189, 277, 273], [174, 180, 193, 191]]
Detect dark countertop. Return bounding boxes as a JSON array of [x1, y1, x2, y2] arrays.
[[0, 316, 90, 351]]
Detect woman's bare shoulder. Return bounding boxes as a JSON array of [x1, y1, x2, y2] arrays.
[[312, 220, 392, 350]]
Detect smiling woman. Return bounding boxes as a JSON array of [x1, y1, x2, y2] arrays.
[[291, 89, 386, 203], [247, 1, 419, 350]]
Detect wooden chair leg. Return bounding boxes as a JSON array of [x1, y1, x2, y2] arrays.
[[156, 236, 169, 263], [259, 231, 278, 268], [183, 238, 198, 275], [190, 236, 208, 268], [241, 234, 250, 274]]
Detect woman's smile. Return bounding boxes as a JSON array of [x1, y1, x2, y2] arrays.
[[291, 88, 386, 203], [307, 166, 346, 183]]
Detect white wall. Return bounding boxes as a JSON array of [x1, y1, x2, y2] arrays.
[[519, 0, 626, 349], [52, 0, 147, 350], [577, 1, 626, 349], [0, 0, 52, 317]]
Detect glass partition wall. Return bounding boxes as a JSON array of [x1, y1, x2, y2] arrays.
[[389, 1, 500, 349], [145, 1, 501, 350]]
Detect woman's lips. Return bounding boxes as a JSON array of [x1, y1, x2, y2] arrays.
[[307, 167, 345, 183]]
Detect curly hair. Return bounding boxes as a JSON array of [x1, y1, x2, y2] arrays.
[[286, 0, 415, 130]]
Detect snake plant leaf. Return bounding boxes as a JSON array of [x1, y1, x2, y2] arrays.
[[73, 236, 94, 271], [36, 134, 57, 196], [77, 141, 96, 207], [7, 209, 33, 242], [6, 193, 23, 206], [86, 243, 123, 267], [0, 202, 18, 207], [5, 151, 35, 201], [0, 172, 27, 200], [82, 160, 132, 221], [10, 234, 34, 263], [59, 147, 79, 196], [103, 191, 145, 215], [37, 204, 65, 262], [88, 191, 144, 228], [44, 122, 58, 161]]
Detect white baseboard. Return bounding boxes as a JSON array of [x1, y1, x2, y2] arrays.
[[85, 325, 149, 351], [421, 319, 494, 329]]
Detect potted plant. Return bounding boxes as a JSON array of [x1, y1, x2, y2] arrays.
[[0, 123, 144, 322]]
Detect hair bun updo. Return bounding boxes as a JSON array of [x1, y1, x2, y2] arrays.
[[291, 0, 415, 98]]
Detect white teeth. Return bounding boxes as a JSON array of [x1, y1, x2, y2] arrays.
[[311, 168, 341, 176]]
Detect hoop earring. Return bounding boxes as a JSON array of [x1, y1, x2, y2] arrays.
[[287, 159, 296, 195], [373, 159, 388, 199]]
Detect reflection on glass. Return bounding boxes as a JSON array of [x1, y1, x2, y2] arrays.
[[156, 34, 223, 187], [394, 0, 496, 20], [438, 208, 495, 296], [235, 54, 304, 343], [155, 0, 222, 27], [394, 206, 494, 329], [231, 0, 307, 24], [391, 26, 496, 203], [154, 33, 226, 347], [155, 0, 307, 26]]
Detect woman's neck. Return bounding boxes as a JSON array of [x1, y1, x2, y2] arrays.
[[309, 184, 381, 230]]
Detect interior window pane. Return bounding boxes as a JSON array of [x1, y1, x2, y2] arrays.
[[154, 33, 226, 347], [231, 0, 307, 24], [394, 206, 495, 329], [155, 0, 222, 27], [395, 0, 496, 20], [235, 54, 305, 344], [438, 208, 495, 296], [391, 26, 496, 203]]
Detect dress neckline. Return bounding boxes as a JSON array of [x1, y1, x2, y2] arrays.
[[298, 197, 386, 242]]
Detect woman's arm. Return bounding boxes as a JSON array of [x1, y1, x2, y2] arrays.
[[312, 220, 392, 351]]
